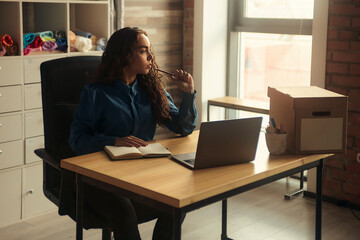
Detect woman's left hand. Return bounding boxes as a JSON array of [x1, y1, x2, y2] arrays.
[[171, 70, 194, 94]]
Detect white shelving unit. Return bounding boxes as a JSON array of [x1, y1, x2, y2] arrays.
[[0, 0, 110, 227]]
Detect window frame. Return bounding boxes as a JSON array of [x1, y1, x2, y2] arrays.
[[227, 0, 329, 98]]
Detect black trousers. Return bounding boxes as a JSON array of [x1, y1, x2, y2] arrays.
[[84, 184, 181, 240]]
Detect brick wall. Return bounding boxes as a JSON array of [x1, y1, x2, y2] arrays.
[[181, 0, 360, 206], [325, 0, 360, 206]]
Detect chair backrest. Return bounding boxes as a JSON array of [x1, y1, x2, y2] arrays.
[[40, 56, 101, 161]]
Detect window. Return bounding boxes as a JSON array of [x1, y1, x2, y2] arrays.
[[245, 0, 314, 19], [228, 0, 317, 102], [240, 32, 312, 102]]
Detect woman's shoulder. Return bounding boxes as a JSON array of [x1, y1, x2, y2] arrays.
[[80, 83, 114, 107], [83, 82, 112, 93]]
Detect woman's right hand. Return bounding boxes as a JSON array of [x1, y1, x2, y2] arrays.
[[171, 69, 194, 94], [114, 135, 148, 148]]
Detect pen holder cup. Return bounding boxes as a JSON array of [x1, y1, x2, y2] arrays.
[[265, 133, 288, 155]]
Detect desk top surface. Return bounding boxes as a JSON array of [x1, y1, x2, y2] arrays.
[[61, 131, 331, 208], [208, 96, 270, 114]]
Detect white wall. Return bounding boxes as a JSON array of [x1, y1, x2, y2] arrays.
[[308, 0, 330, 193], [194, 0, 228, 123], [310, 0, 329, 88]]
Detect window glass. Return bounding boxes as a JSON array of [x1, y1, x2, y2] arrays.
[[245, 0, 314, 19], [240, 32, 312, 102]]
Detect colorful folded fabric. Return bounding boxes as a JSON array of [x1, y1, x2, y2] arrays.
[[23, 33, 36, 49], [73, 35, 92, 52], [73, 30, 92, 39], [90, 35, 97, 50], [29, 35, 43, 48], [41, 37, 56, 42], [38, 31, 54, 39], [70, 46, 77, 52], [24, 45, 42, 54], [6, 41, 18, 56], [69, 31, 76, 44], [42, 40, 57, 52], [96, 38, 107, 51], [55, 38, 67, 51], [54, 30, 65, 39], [1, 34, 13, 46], [0, 43, 6, 56], [30, 46, 42, 52], [23, 46, 31, 56]]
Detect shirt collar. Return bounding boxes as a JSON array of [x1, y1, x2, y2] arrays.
[[114, 78, 139, 96]]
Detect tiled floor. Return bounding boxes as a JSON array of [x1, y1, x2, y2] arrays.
[[1, 178, 360, 240]]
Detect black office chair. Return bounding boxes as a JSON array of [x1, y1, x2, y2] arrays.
[[34, 56, 112, 240]]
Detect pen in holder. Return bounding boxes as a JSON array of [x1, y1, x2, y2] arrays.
[[265, 118, 287, 155]]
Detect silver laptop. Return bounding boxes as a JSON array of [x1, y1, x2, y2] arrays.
[[170, 117, 262, 170]]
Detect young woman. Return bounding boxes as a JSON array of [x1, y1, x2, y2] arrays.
[[68, 27, 197, 239]]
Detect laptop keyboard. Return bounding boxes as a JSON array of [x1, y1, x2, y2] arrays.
[[185, 159, 195, 166]]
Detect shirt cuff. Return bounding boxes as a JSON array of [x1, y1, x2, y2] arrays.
[[181, 89, 196, 104], [102, 136, 117, 146]]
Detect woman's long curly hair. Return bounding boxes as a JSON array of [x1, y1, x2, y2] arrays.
[[95, 27, 170, 126]]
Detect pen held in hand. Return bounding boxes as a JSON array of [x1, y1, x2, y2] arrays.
[[155, 68, 175, 77], [270, 117, 276, 128]]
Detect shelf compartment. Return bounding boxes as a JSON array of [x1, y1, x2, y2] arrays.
[[22, 2, 68, 55], [69, 3, 109, 53], [0, 2, 21, 57]]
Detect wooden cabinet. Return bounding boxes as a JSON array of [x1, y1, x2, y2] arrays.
[[0, 59, 22, 86], [23, 56, 63, 83], [0, 113, 22, 143], [24, 110, 44, 138], [0, 0, 110, 227], [0, 140, 23, 169], [23, 163, 55, 218], [0, 85, 22, 113], [24, 83, 42, 110], [0, 169, 22, 227], [25, 136, 44, 164]]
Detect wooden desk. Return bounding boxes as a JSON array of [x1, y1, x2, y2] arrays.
[[207, 97, 304, 199], [207, 96, 270, 121], [61, 131, 331, 240]]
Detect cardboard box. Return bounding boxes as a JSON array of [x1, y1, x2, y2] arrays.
[[268, 86, 348, 154]]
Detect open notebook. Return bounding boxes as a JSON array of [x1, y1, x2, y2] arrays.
[[105, 143, 171, 160]]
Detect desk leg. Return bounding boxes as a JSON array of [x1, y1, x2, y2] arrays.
[[315, 160, 323, 240], [221, 199, 233, 240], [76, 174, 84, 240], [173, 208, 182, 240]]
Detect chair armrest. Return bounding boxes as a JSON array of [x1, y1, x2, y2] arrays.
[[34, 148, 61, 170]]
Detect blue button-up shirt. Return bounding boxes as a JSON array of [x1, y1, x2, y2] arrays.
[[68, 79, 197, 155]]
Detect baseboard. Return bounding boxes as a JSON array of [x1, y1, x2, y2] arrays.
[[304, 191, 360, 210]]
